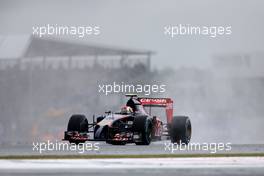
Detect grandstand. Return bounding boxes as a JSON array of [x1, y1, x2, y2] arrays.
[[0, 35, 154, 70]]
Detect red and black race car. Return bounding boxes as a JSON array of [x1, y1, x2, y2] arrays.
[[63, 94, 191, 145]]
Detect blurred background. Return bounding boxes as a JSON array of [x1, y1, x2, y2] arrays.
[[0, 0, 263, 145]]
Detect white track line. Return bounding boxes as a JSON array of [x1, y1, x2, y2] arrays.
[[0, 157, 264, 170]]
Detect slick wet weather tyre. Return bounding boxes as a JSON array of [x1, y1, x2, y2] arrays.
[[67, 114, 88, 132], [135, 118, 152, 145], [170, 116, 191, 144]]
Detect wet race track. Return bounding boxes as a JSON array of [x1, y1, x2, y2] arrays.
[[0, 141, 264, 156], [0, 142, 264, 176]]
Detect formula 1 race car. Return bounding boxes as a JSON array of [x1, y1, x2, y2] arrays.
[[63, 94, 191, 145]]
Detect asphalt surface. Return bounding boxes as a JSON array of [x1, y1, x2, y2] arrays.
[[0, 157, 264, 176], [1, 142, 264, 175], [0, 141, 264, 156]]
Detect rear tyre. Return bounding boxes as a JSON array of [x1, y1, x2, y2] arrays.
[[135, 118, 152, 145], [170, 116, 191, 144]]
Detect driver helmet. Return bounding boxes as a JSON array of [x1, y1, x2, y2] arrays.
[[120, 106, 133, 114]]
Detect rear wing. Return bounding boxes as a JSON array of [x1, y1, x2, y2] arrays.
[[138, 97, 173, 124]]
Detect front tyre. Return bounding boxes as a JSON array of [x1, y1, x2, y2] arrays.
[[67, 114, 88, 132], [170, 116, 191, 144], [67, 114, 88, 145], [135, 118, 152, 145]]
